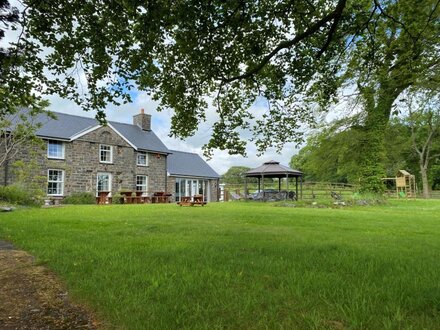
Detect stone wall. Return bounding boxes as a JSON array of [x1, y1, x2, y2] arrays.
[[1, 126, 168, 197]]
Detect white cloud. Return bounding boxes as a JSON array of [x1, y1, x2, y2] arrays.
[[45, 91, 299, 175]]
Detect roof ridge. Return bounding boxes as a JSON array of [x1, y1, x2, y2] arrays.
[[168, 149, 199, 155], [49, 110, 97, 120], [52, 111, 144, 130], [109, 120, 136, 127]]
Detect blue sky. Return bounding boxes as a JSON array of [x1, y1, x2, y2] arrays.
[[2, 0, 301, 175]]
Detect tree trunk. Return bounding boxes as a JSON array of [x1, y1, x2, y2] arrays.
[[357, 81, 405, 194], [358, 113, 387, 193], [357, 89, 391, 193], [420, 162, 430, 199]]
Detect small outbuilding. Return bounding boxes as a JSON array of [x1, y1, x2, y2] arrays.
[[244, 160, 303, 200], [396, 170, 416, 198]]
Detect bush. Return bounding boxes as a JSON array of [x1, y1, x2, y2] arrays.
[[112, 193, 123, 204], [0, 185, 41, 206], [63, 192, 96, 205], [349, 192, 387, 206]]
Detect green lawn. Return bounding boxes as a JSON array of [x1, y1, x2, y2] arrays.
[[1, 200, 440, 329]]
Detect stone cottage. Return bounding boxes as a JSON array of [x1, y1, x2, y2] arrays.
[[1, 109, 220, 202]]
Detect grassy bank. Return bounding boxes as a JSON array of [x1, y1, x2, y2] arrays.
[[1, 200, 439, 329]]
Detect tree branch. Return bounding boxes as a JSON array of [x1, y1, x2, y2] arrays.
[[373, 0, 415, 40], [316, 0, 347, 57], [222, 0, 347, 83]]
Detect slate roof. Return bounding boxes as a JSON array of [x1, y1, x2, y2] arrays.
[[245, 160, 303, 178], [167, 150, 220, 179], [33, 111, 170, 154]]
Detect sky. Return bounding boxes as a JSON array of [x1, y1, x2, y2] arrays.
[[2, 0, 306, 175], [43, 92, 302, 175]]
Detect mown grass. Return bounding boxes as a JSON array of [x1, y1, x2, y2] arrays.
[[1, 200, 440, 329]]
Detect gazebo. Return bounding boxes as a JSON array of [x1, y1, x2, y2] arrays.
[[244, 160, 303, 200]]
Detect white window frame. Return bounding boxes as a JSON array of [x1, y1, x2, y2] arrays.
[[47, 169, 64, 196], [99, 144, 113, 163], [136, 175, 148, 195], [96, 172, 112, 195], [137, 152, 148, 166], [175, 178, 209, 202], [47, 140, 65, 159]]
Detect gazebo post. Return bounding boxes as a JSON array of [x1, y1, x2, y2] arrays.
[[300, 176, 303, 200], [296, 176, 299, 201], [286, 174, 289, 200], [258, 177, 261, 192], [278, 178, 281, 192], [262, 174, 265, 201]]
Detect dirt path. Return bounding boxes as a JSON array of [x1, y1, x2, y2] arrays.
[[0, 240, 100, 329]]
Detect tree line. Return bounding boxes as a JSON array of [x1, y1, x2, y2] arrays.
[[290, 90, 440, 197]]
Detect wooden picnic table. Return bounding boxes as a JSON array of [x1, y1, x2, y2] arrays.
[[193, 195, 206, 206], [178, 195, 207, 206], [120, 191, 150, 204], [151, 192, 172, 203]]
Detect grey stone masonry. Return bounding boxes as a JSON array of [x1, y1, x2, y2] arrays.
[[1, 125, 167, 197], [133, 109, 151, 131]]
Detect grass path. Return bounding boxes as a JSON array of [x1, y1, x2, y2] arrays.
[[1, 200, 440, 329]]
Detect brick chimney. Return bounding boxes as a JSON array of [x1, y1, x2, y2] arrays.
[[133, 108, 151, 131]]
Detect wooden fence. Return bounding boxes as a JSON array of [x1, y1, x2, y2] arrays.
[[221, 182, 440, 201], [221, 181, 357, 201]]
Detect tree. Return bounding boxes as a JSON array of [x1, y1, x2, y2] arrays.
[[1, 0, 48, 115], [0, 107, 52, 169], [290, 116, 418, 185], [1, 1, 51, 174], [4, 0, 440, 192], [402, 89, 440, 198], [289, 123, 364, 183], [430, 164, 440, 190], [221, 166, 251, 185], [344, 0, 440, 192], [0, 0, 17, 43]]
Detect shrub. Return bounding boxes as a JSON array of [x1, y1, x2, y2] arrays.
[[349, 192, 387, 206], [63, 192, 96, 205], [0, 185, 41, 206], [112, 193, 123, 204]]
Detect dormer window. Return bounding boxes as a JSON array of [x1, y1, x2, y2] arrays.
[[99, 144, 113, 163], [47, 140, 65, 159], [137, 152, 148, 166]]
